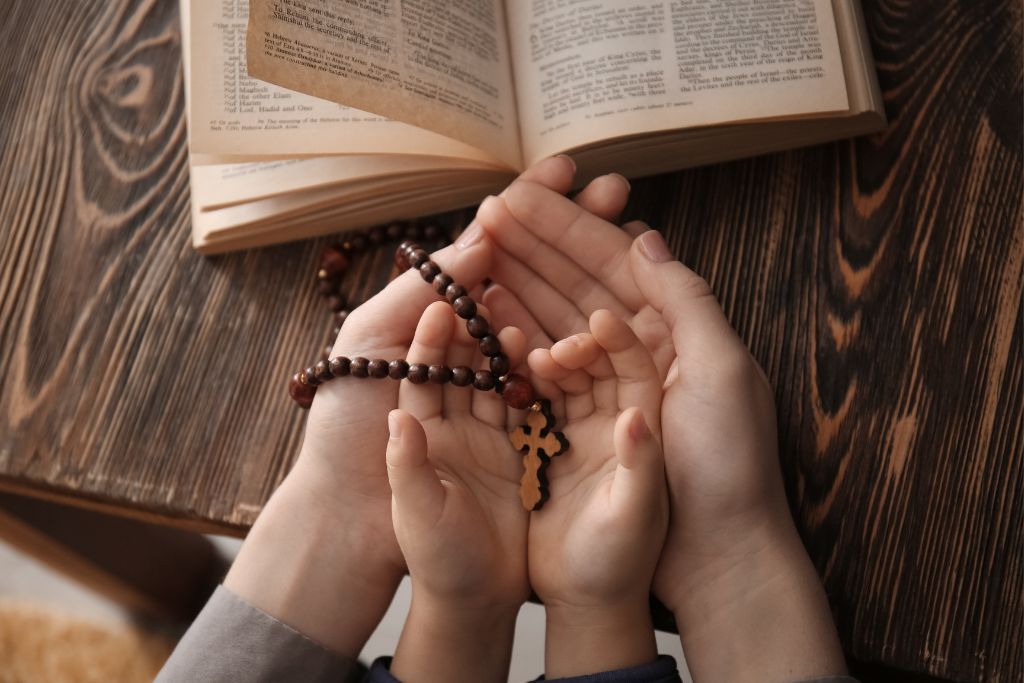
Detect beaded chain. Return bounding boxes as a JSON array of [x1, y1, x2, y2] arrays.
[[287, 226, 569, 511]]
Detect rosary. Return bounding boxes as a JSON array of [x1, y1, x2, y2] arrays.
[[287, 223, 569, 511]]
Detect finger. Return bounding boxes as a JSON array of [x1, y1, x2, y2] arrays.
[[478, 196, 632, 322], [501, 154, 577, 196], [399, 301, 455, 421], [488, 249, 589, 341], [481, 284, 554, 352], [527, 348, 595, 420], [386, 410, 445, 528], [609, 408, 666, 516], [337, 236, 491, 353], [622, 220, 650, 239], [550, 334, 618, 415], [502, 179, 646, 311], [572, 173, 631, 224], [589, 309, 663, 432], [443, 301, 491, 417], [472, 325, 526, 429], [629, 232, 745, 369]]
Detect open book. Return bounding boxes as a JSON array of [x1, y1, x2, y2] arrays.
[[182, 0, 884, 253]]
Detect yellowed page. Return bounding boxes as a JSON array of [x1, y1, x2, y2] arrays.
[[245, 0, 523, 169], [187, 0, 498, 165], [190, 155, 508, 210], [508, 0, 850, 165]]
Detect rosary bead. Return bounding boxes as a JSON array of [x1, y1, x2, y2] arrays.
[[473, 370, 496, 391], [388, 360, 410, 379], [433, 273, 454, 296], [409, 250, 430, 269], [350, 234, 368, 251], [304, 367, 321, 386], [499, 374, 535, 409], [419, 261, 442, 283], [490, 353, 511, 377], [350, 357, 370, 378], [314, 360, 333, 382], [394, 249, 411, 272], [329, 356, 351, 377], [387, 223, 405, 240], [466, 316, 490, 339], [445, 283, 467, 304], [334, 310, 349, 326], [479, 335, 501, 357], [369, 226, 387, 245], [317, 280, 338, 297], [319, 246, 349, 278], [428, 365, 452, 384], [289, 373, 317, 409], [407, 363, 429, 384], [368, 359, 389, 378], [424, 224, 441, 240], [405, 224, 423, 239], [321, 345, 332, 361], [451, 366, 474, 386], [453, 296, 477, 319], [327, 294, 347, 312]]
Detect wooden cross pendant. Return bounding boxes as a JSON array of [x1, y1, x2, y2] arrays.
[[508, 399, 569, 511]]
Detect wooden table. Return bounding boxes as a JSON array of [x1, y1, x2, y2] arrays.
[[0, 0, 1020, 680]]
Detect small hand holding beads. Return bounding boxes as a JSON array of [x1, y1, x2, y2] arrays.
[[288, 237, 569, 511]]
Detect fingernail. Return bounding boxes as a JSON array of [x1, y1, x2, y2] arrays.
[[456, 220, 483, 250], [555, 154, 577, 172], [609, 173, 631, 191], [628, 410, 649, 442], [388, 411, 402, 440], [637, 230, 673, 263]]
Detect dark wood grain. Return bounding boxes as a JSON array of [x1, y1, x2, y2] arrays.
[[0, 0, 1019, 680]]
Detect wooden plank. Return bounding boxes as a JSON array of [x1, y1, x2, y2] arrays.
[[0, 0, 1019, 680]]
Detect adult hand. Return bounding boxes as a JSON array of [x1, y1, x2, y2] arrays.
[[480, 174, 847, 682]]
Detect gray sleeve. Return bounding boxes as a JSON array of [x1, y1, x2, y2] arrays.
[[156, 585, 365, 683]]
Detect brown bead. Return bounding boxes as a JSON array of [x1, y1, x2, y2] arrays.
[[321, 346, 332, 361], [451, 366, 474, 386], [388, 360, 409, 379], [445, 284, 467, 304], [331, 325, 342, 338], [350, 234, 368, 251], [428, 365, 452, 384], [327, 294, 347, 312], [387, 223, 405, 240], [319, 246, 349, 278], [479, 335, 501, 357], [433, 273, 454, 295], [419, 261, 441, 283], [369, 226, 387, 244], [473, 370, 496, 391], [334, 310, 350, 327], [407, 363, 429, 384], [314, 360, 333, 382], [289, 373, 316, 409], [453, 296, 476, 319], [405, 224, 423, 239], [368, 359, 389, 378], [409, 249, 430, 269], [467, 316, 490, 339], [500, 374, 535, 409], [350, 357, 369, 378], [490, 353, 510, 377], [394, 249, 410, 272], [304, 367, 321, 386], [424, 224, 441, 240], [329, 356, 351, 377], [317, 279, 338, 297]]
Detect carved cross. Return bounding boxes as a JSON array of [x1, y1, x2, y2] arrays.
[[508, 400, 569, 511]]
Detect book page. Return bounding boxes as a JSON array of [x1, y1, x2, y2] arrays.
[[246, 0, 523, 169], [187, 0, 500, 165], [507, 0, 850, 165]]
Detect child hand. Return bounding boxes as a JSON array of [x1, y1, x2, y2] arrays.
[[526, 309, 668, 678], [385, 301, 530, 682]]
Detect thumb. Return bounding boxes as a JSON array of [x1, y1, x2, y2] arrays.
[[610, 408, 665, 513], [629, 231, 742, 354], [385, 410, 445, 525]]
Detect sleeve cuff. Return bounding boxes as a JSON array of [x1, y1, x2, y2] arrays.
[[156, 585, 365, 683], [534, 655, 682, 682]]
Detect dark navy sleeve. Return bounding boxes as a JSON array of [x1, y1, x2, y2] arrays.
[[532, 655, 683, 683], [365, 657, 401, 683]]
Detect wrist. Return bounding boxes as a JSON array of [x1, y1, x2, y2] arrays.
[[224, 467, 403, 657], [391, 591, 519, 683], [544, 597, 658, 678], [668, 520, 847, 683]]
